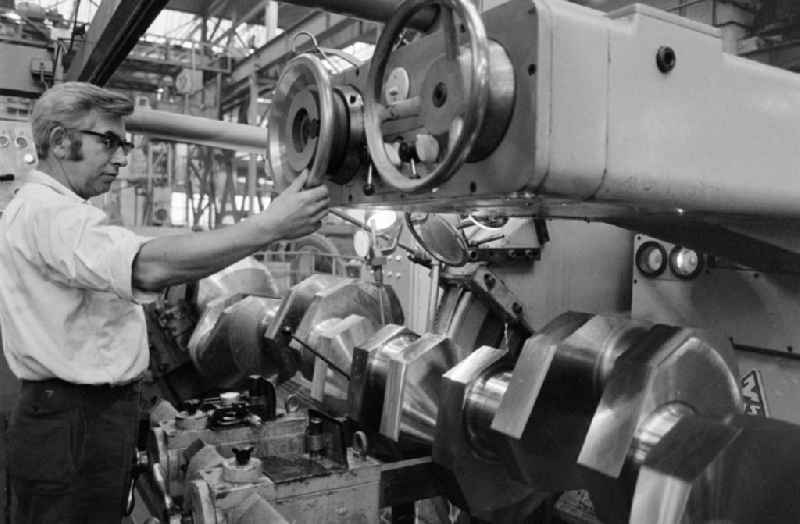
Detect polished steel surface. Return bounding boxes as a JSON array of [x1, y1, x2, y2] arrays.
[[347, 324, 419, 430], [425, 262, 441, 332], [292, 279, 404, 379], [188, 296, 283, 388], [262, 274, 350, 380], [490, 312, 593, 439], [308, 314, 375, 409], [263, 274, 348, 344], [464, 370, 511, 461], [578, 325, 741, 479], [434, 288, 493, 350], [629, 403, 694, 466], [465, 40, 516, 162], [681, 414, 800, 523], [327, 84, 367, 185], [433, 345, 537, 520], [195, 258, 282, 313], [487, 314, 651, 492], [380, 333, 467, 444], [629, 412, 741, 524]]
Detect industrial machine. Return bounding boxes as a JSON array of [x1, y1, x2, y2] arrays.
[[154, 0, 800, 522], [5, 0, 800, 523]]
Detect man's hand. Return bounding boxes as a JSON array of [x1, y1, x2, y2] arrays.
[[257, 170, 330, 240]]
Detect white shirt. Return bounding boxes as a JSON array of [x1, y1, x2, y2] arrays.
[[0, 170, 158, 384]]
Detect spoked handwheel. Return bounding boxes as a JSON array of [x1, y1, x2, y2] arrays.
[[267, 54, 336, 189], [363, 0, 490, 192]]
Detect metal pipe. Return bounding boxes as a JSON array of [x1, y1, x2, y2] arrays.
[[126, 108, 266, 153], [426, 262, 440, 332], [281, 0, 439, 31]]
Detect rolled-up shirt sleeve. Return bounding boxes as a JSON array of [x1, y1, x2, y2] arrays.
[[13, 201, 160, 304]]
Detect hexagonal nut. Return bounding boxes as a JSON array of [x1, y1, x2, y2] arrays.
[[578, 324, 741, 479], [347, 324, 418, 430], [379, 333, 464, 443], [433, 346, 536, 519]]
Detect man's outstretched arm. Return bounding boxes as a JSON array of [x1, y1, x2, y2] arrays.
[[133, 171, 329, 291]]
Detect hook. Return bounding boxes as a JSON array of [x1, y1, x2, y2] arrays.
[[292, 31, 340, 72]]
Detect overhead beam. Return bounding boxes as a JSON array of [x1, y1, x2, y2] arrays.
[[211, 0, 268, 46], [65, 0, 170, 84], [280, 0, 436, 31]]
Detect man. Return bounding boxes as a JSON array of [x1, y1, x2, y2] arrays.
[[0, 82, 329, 523]]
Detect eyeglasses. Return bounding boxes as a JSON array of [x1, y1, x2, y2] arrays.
[[78, 129, 135, 155]]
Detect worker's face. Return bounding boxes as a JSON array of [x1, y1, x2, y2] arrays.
[[58, 113, 130, 199]]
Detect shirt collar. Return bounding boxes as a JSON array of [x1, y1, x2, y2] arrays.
[[25, 169, 87, 203]]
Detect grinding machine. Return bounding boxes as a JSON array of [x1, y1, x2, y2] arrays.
[[129, 0, 800, 522]]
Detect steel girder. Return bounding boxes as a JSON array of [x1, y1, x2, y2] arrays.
[[65, 0, 171, 85]]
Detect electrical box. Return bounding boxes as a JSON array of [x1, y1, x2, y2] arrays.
[[0, 120, 37, 211]]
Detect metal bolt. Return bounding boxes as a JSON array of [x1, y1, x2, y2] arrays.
[[656, 46, 676, 73], [512, 302, 523, 315], [483, 273, 496, 289], [353, 430, 369, 459], [232, 446, 254, 466]]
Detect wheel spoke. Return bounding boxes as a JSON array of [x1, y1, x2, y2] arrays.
[[379, 95, 423, 121], [447, 116, 464, 151], [441, 8, 460, 62]]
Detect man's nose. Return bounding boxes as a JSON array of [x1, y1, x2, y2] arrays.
[[111, 146, 128, 166]]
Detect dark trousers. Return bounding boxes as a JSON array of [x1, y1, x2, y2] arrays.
[[7, 378, 141, 524]]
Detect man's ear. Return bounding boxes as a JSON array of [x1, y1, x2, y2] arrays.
[[49, 126, 69, 159]]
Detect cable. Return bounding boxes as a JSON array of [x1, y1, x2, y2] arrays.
[[289, 334, 351, 380]]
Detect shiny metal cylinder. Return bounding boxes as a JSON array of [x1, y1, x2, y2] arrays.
[[464, 370, 511, 461], [548, 320, 648, 403], [189, 296, 283, 388], [466, 40, 516, 162], [367, 332, 419, 395], [282, 0, 438, 31], [396, 394, 439, 446], [127, 108, 266, 153]]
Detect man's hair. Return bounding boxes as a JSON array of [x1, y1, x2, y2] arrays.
[[31, 82, 134, 158]]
